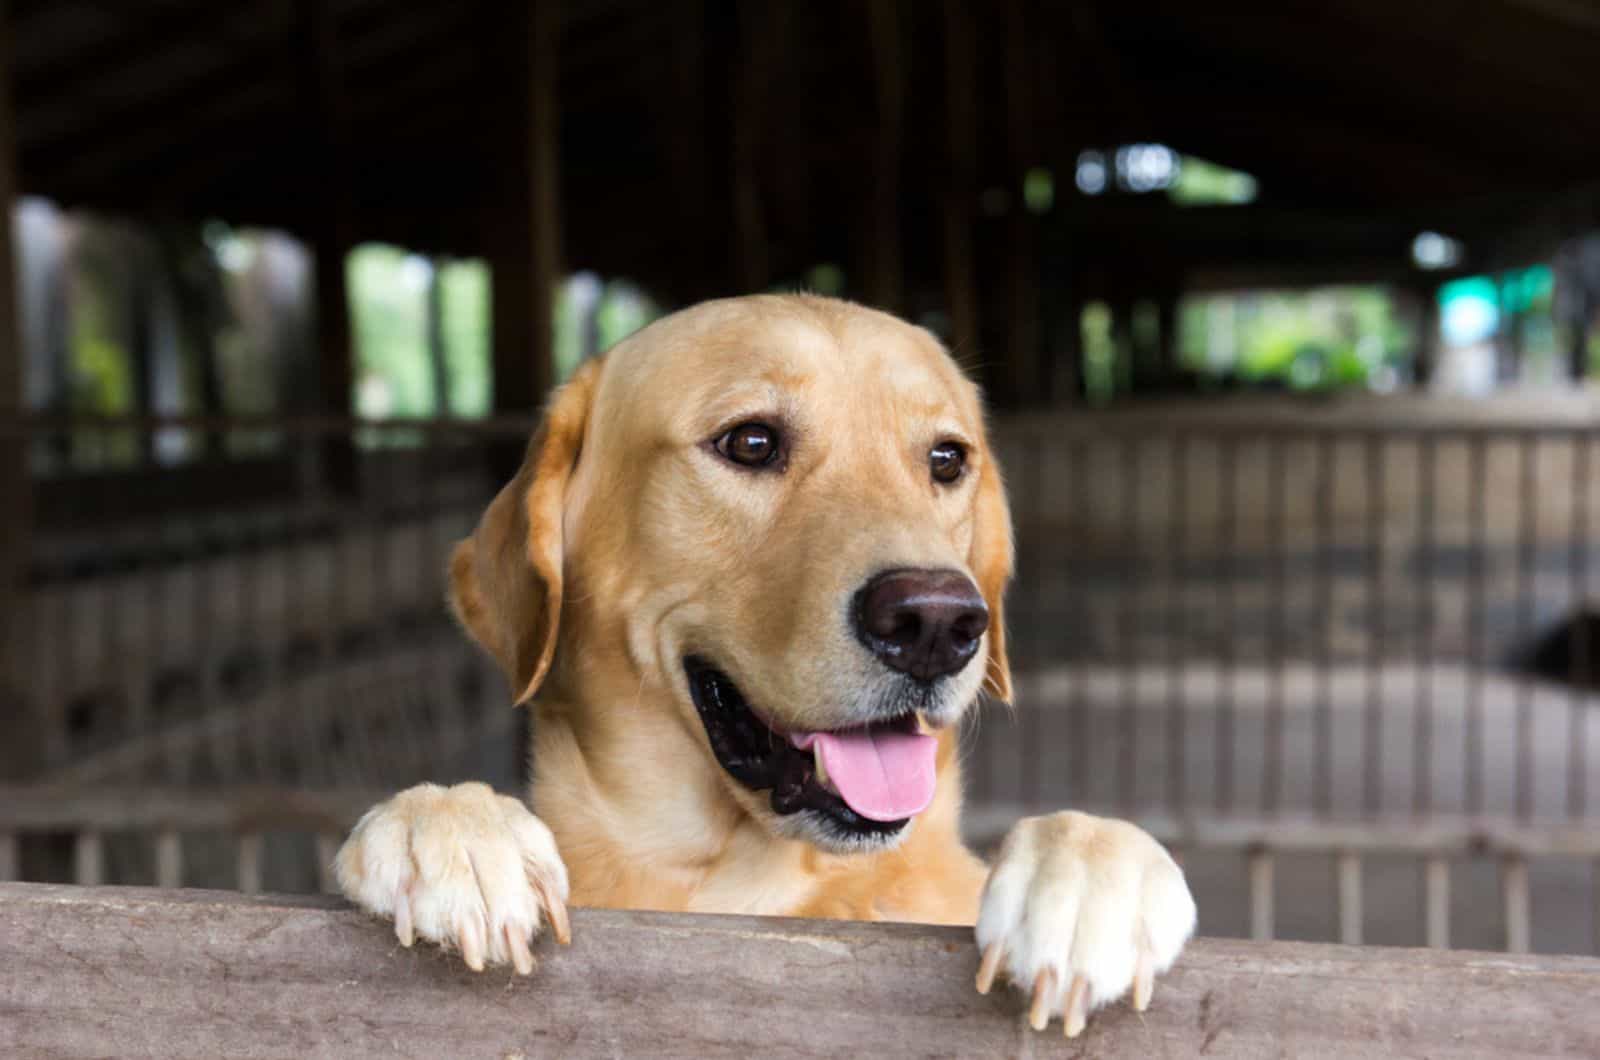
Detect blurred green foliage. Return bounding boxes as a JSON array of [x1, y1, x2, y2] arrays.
[[1169, 157, 1259, 206], [1177, 287, 1408, 391]]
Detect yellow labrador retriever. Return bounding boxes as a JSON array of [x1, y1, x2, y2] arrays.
[[336, 294, 1195, 1036]]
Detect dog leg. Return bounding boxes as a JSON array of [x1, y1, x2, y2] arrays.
[[973, 811, 1195, 1037], [335, 781, 571, 973]]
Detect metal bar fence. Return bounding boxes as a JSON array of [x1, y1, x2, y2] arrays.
[[2, 409, 1598, 953]]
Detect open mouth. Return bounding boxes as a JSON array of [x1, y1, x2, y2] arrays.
[[683, 655, 937, 838]]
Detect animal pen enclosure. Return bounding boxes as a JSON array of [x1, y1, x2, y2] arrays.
[[4, 0, 1600, 1053], [3, 398, 1598, 957]]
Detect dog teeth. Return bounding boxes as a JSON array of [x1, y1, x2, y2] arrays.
[[813, 745, 833, 791]]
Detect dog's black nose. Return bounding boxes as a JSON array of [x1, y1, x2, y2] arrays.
[[854, 568, 989, 681]]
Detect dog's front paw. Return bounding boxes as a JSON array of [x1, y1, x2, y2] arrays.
[[335, 781, 570, 973], [975, 811, 1196, 1037]]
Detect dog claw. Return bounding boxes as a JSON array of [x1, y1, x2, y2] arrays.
[[1133, 944, 1154, 1012], [975, 942, 1004, 994], [532, 873, 571, 945], [1063, 974, 1089, 1038], [393, 889, 414, 947], [1028, 968, 1057, 1031], [505, 923, 536, 975], [459, 913, 486, 972]]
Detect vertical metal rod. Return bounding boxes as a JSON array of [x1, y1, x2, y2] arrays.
[[98, 428, 124, 753], [287, 431, 319, 784], [155, 830, 182, 889], [1424, 855, 1450, 949], [240, 495, 267, 780], [419, 423, 444, 752], [370, 436, 399, 769], [1264, 436, 1286, 813], [52, 522, 73, 768], [74, 831, 104, 887], [1363, 435, 1385, 816], [193, 501, 221, 785], [1019, 434, 1044, 811], [1216, 436, 1237, 814], [1515, 435, 1537, 820], [331, 430, 359, 782], [1314, 436, 1335, 815], [1166, 431, 1188, 812], [317, 833, 341, 894], [131, 425, 161, 752], [1117, 435, 1140, 810], [263, 495, 288, 780], [237, 832, 263, 895], [1501, 855, 1531, 954], [1466, 437, 1487, 816], [1568, 434, 1591, 819], [1336, 851, 1363, 946], [1068, 437, 1090, 804], [1247, 848, 1275, 941], [151, 456, 178, 779], [313, 426, 348, 784], [0, 831, 16, 881], [1414, 436, 1436, 815], [1593, 857, 1600, 957]]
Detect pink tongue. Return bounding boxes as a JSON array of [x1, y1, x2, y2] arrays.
[[791, 728, 938, 822]]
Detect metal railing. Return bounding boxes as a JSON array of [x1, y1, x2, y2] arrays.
[[982, 411, 1600, 824], [2, 404, 1597, 952]]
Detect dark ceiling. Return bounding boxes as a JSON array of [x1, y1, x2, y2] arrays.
[[10, 0, 1600, 300]]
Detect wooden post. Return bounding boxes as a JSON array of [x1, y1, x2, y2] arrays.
[[863, 0, 904, 314], [1157, 293, 1181, 390], [488, 0, 561, 423], [297, 0, 356, 492], [1003, 0, 1039, 407], [665, 0, 710, 299], [730, 5, 772, 293], [0, 0, 36, 780], [1409, 284, 1440, 387], [941, 0, 979, 368], [425, 259, 450, 416], [1568, 288, 1593, 383]]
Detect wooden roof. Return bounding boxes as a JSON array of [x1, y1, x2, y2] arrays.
[[10, 0, 1600, 300]]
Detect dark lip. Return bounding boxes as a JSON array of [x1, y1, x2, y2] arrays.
[[682, 655, 913, 836]]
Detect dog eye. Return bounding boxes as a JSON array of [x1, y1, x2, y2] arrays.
[[714, 422, 782, 468], [930, 441, 966, 484]]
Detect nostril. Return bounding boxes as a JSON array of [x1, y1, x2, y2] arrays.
[[950, 608, 989, 647], [887, 609, 922, 648]]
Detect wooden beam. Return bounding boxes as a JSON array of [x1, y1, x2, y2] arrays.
[[1502, 0, 1600, 33], [2, 883, 1598, 1058], [18, 7, 297, 163], [0, 0, 34, 780]]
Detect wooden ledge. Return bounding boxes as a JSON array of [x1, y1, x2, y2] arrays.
[[1, 882, 1597, 1058]]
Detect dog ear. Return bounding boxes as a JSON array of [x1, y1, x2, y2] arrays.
[[448, 358, 603, 706], [970, 438, 1014, 705]]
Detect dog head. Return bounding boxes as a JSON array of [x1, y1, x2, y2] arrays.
[[449, 295, 1012, 853]]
